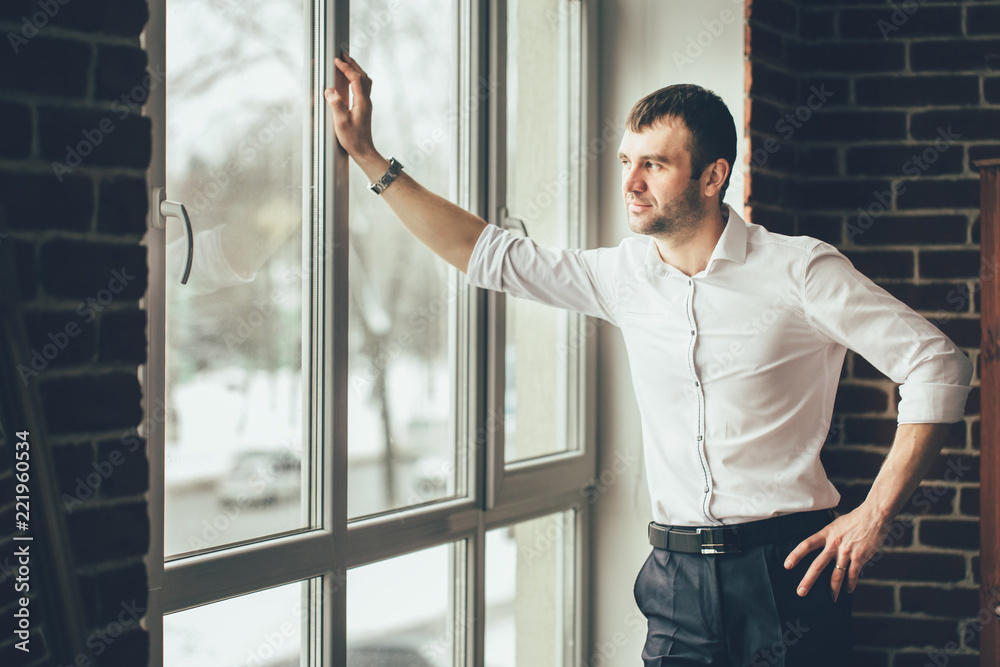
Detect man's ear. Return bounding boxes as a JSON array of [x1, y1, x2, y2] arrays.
[[703, 158, 730, 198]]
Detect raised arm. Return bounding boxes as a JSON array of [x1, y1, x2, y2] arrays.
[[324, 52, 486, 273]]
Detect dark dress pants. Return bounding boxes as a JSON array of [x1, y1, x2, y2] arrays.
[[633, 509, 853, 666]]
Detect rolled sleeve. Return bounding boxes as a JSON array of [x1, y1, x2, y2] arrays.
[[802, 242, 973, 424], [465, 223, 620, 324]]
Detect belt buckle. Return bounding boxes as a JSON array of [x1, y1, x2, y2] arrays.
[[696, 527, 739, 555]]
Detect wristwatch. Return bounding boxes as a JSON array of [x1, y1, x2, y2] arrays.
[[369, 157, 403, 195]]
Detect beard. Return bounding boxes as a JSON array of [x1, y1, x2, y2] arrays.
[[626, 178, 706, 240]]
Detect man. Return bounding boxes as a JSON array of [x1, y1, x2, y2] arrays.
[[325, 52, 973, 665]]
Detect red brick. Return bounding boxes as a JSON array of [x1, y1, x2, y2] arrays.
[[845, 144, 964, 177], [918, 519, 980, 550], [0, 101, 31, 158], [860, 551, 967, 583], [99, 308, 147, 364], [95, 436, 148, 497], [96, 176, 148, 236], [900, 584, 981, 619], [747, 24, 785, 63], [750, 0, 798, 34], [25, 309, 97, 368], [967, 5, 1000, 37], [800, 9, 836, 39], [883, 283, 973, 314], [797, 214, 843, 244], [843, 249, 915, 279], [896, 179, 980, 211], [857, 75, 980, 108], [912, 109, 1000, 141], [67, 502, 148, 565], [901, 483, 956, 516], [795, 110, 908, 141], [0, 170, 94, 231], [40, 240, 146, 300], [95, 44, 150, 101], [911, 39, 1000, 72], [919, 250, 985, 279], [851, 614, 959, 648], [921, 453, 978, 484], [0, 35, 91, 98], [95, 562, 147, 627], [959, 487, 979, 516], [843, 417, 897, 445], [839, 6, 962, 40], [853, 583, 895, 613], [39, 371, 142, 434], [38, 105, 152, 170], [822, 448, 887, 479], [848, 214, 968, 246], [796, 146, 839, 174], [750, 60, 798, 106], [793, 178, 897, 211], [802, 41, 906, 72], [934, 317, 980, 348], [834, 383, 891, 413]]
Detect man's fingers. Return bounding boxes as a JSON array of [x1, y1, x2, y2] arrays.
[[333, 58, 371, 111], [340, 50, 369, 78], [796, 548, 833, 597]]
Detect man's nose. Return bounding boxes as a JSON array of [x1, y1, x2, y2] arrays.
[[623, 167, 645, 194]]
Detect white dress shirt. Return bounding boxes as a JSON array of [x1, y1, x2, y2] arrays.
[[465, 204, 974, 527]]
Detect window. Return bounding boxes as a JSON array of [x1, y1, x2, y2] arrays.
[[144, 0, 596, 664]]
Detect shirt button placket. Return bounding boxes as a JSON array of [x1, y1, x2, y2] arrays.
[[685, 278, 714, 520]]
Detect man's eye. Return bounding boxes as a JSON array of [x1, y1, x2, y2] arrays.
[[647, 162, 658, 169]]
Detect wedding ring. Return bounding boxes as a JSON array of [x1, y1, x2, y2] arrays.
[[834, 564, 848, 571]]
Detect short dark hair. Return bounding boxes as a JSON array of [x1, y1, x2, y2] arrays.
[[625, 84, 737, 210]]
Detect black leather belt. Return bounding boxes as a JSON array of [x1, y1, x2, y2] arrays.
[[648, 509, 835, 555]]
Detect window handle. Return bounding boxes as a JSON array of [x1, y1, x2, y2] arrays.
[[500, 207, 529, 238], [151, 186, 194, 284]]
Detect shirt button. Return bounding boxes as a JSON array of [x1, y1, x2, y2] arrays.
[[697, 435, 703, 441], [704, 486, 709, 493], [695, 381, 700, 387], [688, 279, 693, 286], [690, 329, 695, 336]]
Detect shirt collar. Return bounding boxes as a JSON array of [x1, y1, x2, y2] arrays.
[[643, 203, 747, 277]]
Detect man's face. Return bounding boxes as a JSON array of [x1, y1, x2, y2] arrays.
[[617, 116, 707, 238]]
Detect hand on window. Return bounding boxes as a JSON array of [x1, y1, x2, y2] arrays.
[[324, 51, 377, 160]]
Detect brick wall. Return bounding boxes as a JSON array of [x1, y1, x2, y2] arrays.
[[748, 0, 994, 664], [0, 1, 151, 665]]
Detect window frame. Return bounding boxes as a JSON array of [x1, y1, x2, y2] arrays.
[[143, 0, 599, 665]]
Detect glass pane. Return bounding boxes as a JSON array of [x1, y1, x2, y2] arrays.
[[486, 510, 576, 666], [348, 542, 459, 666], [504, 0, 581, 462], [347, 1, 462, 518], [163, 0, 311, 556], [164, 580, 309, 666]]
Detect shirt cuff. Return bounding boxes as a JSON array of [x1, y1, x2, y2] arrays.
[[897, 382, 973, 424], [465, 223, 515, 292]]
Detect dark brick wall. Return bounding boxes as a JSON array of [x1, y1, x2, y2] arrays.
[[0, 1, 150, 665], [749, 0, 993, 664]]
